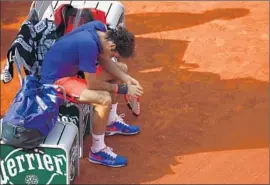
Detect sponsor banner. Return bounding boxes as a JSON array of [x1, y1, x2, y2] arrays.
[[0, 145, 67, 185]]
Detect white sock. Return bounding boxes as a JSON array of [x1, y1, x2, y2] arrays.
[[108, 103, 118, 125], [91, 133, 106, 153]]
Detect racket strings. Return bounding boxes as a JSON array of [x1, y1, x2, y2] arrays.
[[126, 96, 140, 115]]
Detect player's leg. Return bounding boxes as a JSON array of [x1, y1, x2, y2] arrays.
[[79, 89, 127, 167], [97, 62, 140, 136], [55, 77, 127, 167]]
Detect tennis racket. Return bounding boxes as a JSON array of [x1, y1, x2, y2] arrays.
[[124, 95, 140, 116]]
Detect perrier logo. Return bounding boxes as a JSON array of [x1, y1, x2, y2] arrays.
[[0, 145, 67, 185]]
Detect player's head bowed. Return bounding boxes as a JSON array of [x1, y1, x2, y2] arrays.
[[106, 27, 135, 58]]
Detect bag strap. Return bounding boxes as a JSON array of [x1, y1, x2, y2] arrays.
[[43, 84, 67, 102], [64, 6, 78, 33], [72, 0, 86, 31], [83, 8, 95, 23], [57, 4, 74, 37], [14, 47, 35, 85], [14, 48, 24, 86]]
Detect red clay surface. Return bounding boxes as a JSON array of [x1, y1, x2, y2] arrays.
[[1, 1, 269, 184]]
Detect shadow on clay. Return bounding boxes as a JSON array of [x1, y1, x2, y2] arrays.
[[78, 7, 265, 184], [78, 37, 268, 184], [126, 8, 250, 35]]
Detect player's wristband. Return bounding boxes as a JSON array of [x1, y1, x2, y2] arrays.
[[117, 84, 128, 94]]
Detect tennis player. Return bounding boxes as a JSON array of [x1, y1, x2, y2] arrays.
[[40, 20, 143, 167]]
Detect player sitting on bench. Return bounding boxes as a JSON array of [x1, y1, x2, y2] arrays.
[[40, 20, 143, 167]]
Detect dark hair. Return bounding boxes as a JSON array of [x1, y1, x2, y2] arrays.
[[106, 27, 135, 58]]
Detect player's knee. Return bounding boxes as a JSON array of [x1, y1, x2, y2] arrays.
[[99, 91, 112, 106], [78, 90, 111, 107], [94, 92, 112, 114]]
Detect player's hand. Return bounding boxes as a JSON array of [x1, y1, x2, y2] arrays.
[[124, 76, 143, 90], [127, 84, 144, 97]]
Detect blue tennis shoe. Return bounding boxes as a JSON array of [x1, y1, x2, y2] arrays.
[[106, 114, 140, 136], [89, 147, 127, 167]]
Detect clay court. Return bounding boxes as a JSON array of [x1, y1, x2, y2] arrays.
[[1, 1, 269, 184]]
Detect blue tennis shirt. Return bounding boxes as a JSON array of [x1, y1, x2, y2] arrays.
[[40, 21, 106, 84]]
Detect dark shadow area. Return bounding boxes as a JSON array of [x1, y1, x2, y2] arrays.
[[126, 8, 250, 35], [78, 37, 268, 184], [0, 5, 250, 61]]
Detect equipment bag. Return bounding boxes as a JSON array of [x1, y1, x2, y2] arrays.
[[1, 49, 66, 149]]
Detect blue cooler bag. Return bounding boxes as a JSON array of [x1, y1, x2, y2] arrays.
[[1, 75, 65, 149]]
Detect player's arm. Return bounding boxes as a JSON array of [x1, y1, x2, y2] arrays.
[[78, 41, 116, 93], [83, 72, 116, 93], [78, 37, 119, 93], [83, 72, 142, 96], [98, 56, 144, 94], [95, 57, 143, 96], [78, 36, 141, 96], [86, 21, 133, 83], [98, 54, 130, 82]]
